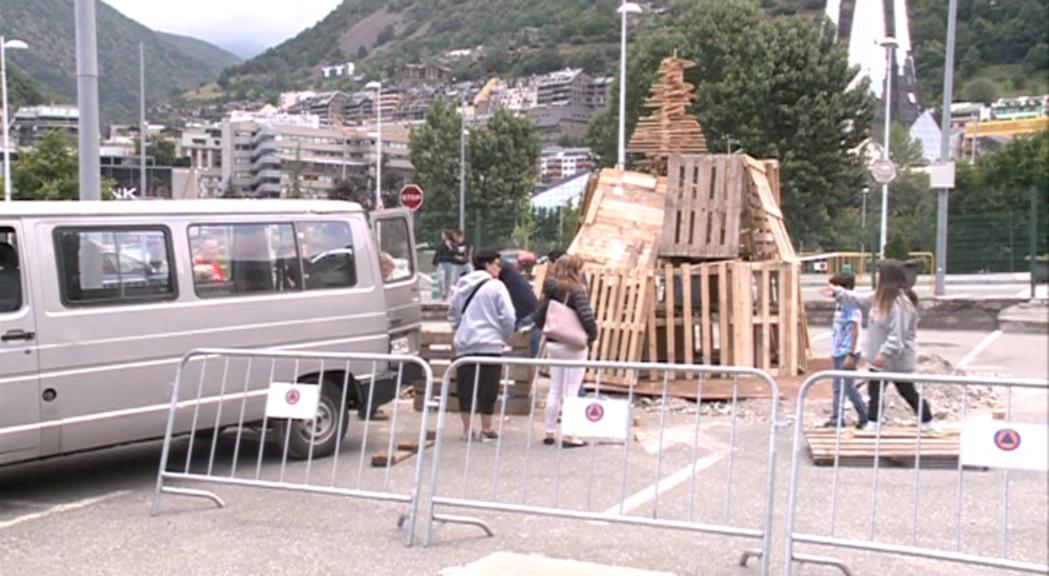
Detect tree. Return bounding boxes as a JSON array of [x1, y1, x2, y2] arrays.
[[587, 0, 874, 248], [221, 181, 243, 198], [963, 79, 998, 103], [288, 144, 304, 199], [329, 170, 373, 207], [465, 106, 541, 248], [11, 130, 80, 200], [135, 135, 179, 167], [410, 98, 465, 244]]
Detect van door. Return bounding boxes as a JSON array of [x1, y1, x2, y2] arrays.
[[371, 209, 421, 356], [0, 222, 41, 464]]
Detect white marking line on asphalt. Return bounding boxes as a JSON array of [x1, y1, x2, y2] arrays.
[[0, 490, 131, 530], [958, 330, 1003, 369], [604, 452, 726, 516]]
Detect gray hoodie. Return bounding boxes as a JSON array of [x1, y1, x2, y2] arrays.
[[448, 270, 516, 356], [833, 287, 918, 372]]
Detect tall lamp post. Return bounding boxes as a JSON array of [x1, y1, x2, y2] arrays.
[[365, 80, 383, 210], [615, 1, 642, 170], [876, 37, 899, 255], [1, 37, 28, 203], [935, 0, 959, 296], [459, 94, 467, 233]]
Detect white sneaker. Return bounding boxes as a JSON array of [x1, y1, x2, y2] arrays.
[[920, 421, 941, 433], [864, 421, 881, 431]]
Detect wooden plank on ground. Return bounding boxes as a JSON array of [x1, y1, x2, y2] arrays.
[[804, 426, 960, 468]]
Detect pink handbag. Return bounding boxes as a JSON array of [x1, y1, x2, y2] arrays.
[[543, 299, 588, 349]]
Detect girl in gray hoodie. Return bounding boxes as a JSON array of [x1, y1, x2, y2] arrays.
[[824, 259, 936, 430]]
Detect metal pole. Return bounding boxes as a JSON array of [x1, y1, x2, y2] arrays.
[[459, 97, 466, 232], [870, 193, 878, 287], [375, 85, 382, 210], [935, 0, 958, 296], [879, 42, 894, 256], [971, 115, 979, 162], [1031, 186, 1039, 301], [140, 43, 147, 197], [75, 0, 101, 200], [1, 37, 11, 203], [616, 5, 628, 170]]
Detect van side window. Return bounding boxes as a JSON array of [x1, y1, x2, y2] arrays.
[[54, 228, 176, 306], [0, 227, 23, 313], [375, 217, 413, 283], [299, 222, 356, 290], [189, 224, 300, 298]]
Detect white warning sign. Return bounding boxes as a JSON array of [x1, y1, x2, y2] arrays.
[[265, 382, 320, 420], [960, 419, 1048, 472], [561, 397, 630, 441]]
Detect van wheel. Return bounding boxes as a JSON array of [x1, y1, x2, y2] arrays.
[[273, 379, 350, 460]]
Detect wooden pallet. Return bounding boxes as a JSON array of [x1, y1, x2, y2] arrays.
[[586, 267, 654, 385], [741, 157, 797, 263], [648, 260, 805, 377], [660, 154, 744, 260], [568, 169, 667, 269], [805, 426, 961, 468]]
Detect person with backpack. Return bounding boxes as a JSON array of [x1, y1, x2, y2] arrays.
[[447, 249, 516, 442], [823, 259, 936, 431], [534, 255, 598, 447]]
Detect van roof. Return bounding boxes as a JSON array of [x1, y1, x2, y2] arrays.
[[0, 200, 365, 218]]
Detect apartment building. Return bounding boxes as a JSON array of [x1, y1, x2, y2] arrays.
[[12, 105, 79, 148], [220, 110, 412, 199], [539, 147, 593, 183]]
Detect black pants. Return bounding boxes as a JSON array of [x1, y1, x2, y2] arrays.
[[867, 375, 933, 423], [455, 355, 501, 416]]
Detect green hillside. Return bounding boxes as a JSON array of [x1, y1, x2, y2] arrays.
[[0, 0, 241, 123]]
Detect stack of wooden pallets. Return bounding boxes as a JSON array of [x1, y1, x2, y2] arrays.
[[413, 323, 534, 414]]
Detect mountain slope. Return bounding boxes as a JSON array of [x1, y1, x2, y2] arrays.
[[157, 32, 242, 70], [220, 0, 1047, 107], [0, 0, 239, 123]]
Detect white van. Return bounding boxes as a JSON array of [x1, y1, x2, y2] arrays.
[[0, 200, 421, 465]]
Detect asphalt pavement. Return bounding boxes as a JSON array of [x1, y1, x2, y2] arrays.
[[1, 327, 1046, 576]]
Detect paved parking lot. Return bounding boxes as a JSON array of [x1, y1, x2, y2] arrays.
[[1, 328, 1046, 575]]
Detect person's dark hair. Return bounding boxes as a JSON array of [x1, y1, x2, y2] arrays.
[[829, 273, 855, 290], [547, 249, 565, 263], [874, 259, 907, 317], [472, 249, 500, 271]]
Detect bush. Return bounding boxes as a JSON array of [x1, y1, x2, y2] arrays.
[[883, 234, 911, 261], [962, 79, 997, 103]]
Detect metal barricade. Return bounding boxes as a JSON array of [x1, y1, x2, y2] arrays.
[[422, 356, 782, 576], [151, 348, 434, 547], [784, 370, 1049, 575]]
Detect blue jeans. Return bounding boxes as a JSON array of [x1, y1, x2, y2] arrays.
[[830, 355, 868, 425]]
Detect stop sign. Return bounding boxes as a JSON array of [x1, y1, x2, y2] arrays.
[[399, 185, 424, 211]]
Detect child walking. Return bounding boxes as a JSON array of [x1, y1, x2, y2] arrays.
[[825, 273, 867, 428]]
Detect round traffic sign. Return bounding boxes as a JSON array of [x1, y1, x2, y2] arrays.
[[994, 428, 1021, 452], [399, 185, 424, 211], [870, 158, 897, 184]]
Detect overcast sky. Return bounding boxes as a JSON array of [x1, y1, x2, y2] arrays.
[[103, 0, 344, 58]]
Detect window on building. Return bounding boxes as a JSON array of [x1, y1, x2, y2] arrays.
[[0, 227, 23, 313], [300, 222, 356, 290], [189, 223, 300, 298], [54, 227, 176, 306], [375, 217, 413, 283]]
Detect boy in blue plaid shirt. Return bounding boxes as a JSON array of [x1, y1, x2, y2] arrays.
[[825, 273, 868, 428]]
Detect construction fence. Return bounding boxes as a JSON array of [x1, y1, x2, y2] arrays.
[[133, 349, 1049, 575]]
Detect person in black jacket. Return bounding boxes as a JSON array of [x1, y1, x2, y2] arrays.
[[534, 255, 598, 447], [499, 256, 539, 356], [432, 229, 456, 300]]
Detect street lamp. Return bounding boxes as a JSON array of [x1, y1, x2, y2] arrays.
[[876, 36, 898, 256], [616, 1, 642, 170], [1, 37, 28, 203], [365, 80, 383, 210], [459, 92, 467, 233]]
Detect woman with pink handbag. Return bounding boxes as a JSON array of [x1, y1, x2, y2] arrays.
[[533, 255, 598, 448]]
